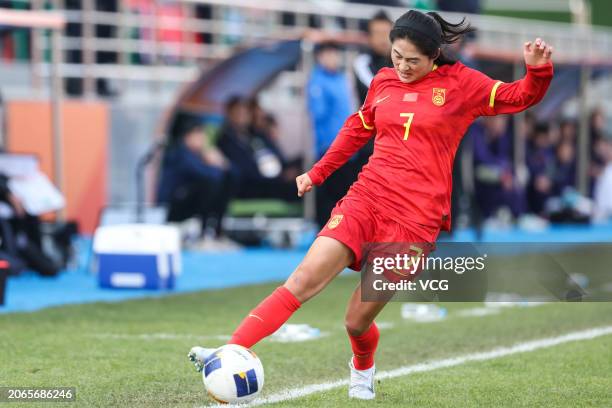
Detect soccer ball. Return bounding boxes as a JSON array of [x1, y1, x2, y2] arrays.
[[202, 344, 264, 404]]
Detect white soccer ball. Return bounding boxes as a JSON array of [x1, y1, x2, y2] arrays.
[[202, 344, 264, 404]]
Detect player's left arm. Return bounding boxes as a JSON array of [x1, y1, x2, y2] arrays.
[[466, 38, 554, 117]]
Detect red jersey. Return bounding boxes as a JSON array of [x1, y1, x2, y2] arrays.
[[308, 61, 554, 231]]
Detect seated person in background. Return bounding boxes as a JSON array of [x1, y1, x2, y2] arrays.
[[248, 98, 302, 182], [590, 108, 608, 194], [249, 97, 274, 141], [0, 172, 59, 276], [559, 118, 577, 145], [471, 115, 526, 219], [157, 124, 234, 241], [217, 96, 298, 202], [526, 123, 555, 215], [593, 137, 612, 222], [552, 140, 576, 196]]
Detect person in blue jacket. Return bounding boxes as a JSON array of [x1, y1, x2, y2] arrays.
[[307, 41, 356, 228]]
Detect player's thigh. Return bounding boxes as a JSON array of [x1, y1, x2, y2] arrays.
[[345, 284, 394, 336], [284, 236, 353, 303]]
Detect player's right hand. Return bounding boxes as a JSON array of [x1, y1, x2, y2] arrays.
[[296, 173, 313, 197]]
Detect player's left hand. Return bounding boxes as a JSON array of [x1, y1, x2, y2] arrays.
[[524, 38, 553, 66]]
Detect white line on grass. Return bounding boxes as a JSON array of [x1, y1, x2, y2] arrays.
[[212, 325, 612, 407]]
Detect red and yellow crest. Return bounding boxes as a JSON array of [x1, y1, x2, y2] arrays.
[[327, 214, 343, 230], [432, 88, 446, 106]]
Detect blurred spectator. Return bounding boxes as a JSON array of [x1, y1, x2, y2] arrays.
[[308, 42, 353, 158], [0, 172, 59, 276], [307, 41, 356, 227], [552, 141, 576, 196], [353, 11, 393, 103], [527, 123, 555, 215], [520, 111, 537, 146], [157, 124, 233, 240], [472, 116, 526, 219], [589, 108, 607, 192], [248, 99, 302, 181], [590, 108, 606, 142], [249, 98, 274, 140], [559, 118, 577, 145], [217, 96, 298, 202], [546, 140, 589, 223], [593, 138, 612, 222]]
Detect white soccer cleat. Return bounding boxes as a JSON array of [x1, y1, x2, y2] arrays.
[[348, 359, 376, 400], [188, 346, 216, 372]]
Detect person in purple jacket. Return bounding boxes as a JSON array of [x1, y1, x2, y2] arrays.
[[471, 115, 526, 218], [526, 123, 556, 215]]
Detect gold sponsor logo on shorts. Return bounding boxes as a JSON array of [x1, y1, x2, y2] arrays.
[[327, 214, 343, 229]]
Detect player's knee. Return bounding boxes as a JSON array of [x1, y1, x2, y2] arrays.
[[344, 315, 371, 337], [284, 262, 323, 303]]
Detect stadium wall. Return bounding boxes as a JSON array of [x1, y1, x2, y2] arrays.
[[6, 100, 108, 234]]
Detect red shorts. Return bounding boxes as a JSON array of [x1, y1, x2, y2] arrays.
[[318, 196, 440, 271]]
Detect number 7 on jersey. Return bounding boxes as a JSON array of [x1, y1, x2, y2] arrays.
[[400, 113, 414, 140]]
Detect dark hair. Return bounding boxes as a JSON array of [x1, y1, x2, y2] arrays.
[[225, 95, 247, 114], [168, 111, 202, 145], [248, 97, 261, 112], [534, 122, 550, 135], [390, 10, 474, 66], [265, 114, 277, 127], [369, 10, 392, 31], [314, 41, 342, 56]]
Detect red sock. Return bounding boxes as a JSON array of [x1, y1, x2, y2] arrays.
[[348, 322, 379, 370], [229, 286, 301, 348]]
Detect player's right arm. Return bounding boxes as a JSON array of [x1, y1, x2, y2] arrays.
[[298, 77, 379, 195]]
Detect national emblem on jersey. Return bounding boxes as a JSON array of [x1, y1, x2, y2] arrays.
[[432, 88, 446, 106], [327, 214, 343, 229]]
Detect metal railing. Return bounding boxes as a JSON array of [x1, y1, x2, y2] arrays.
[[2, 0, 611, 97]]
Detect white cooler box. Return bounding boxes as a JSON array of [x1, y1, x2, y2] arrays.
[[93, 224, 181, 289]]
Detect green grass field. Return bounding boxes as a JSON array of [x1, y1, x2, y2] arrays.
[[1, 274, 611, 407]]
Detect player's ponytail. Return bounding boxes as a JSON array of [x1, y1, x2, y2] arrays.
[[390, 10, 475, 65], [426, 12, 474, 45]]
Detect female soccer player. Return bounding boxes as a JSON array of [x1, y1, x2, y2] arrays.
[[190, 9, 553, 400]]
